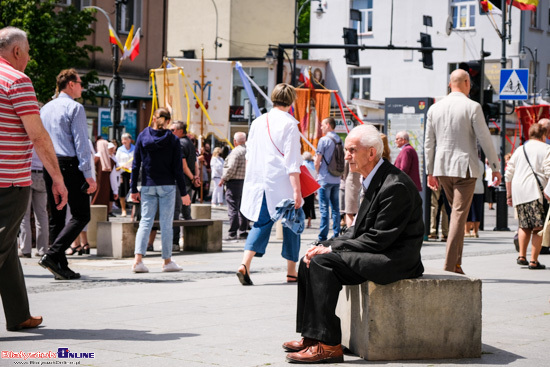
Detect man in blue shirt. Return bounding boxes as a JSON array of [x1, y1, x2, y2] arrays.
[[39, 69, 97, 280], [315, 117, 342, 241]]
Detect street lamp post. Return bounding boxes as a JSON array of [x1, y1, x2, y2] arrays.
[[292, 0, 324, 86], [520, 46, 537, 103]]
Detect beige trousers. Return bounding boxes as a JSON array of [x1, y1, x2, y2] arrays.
[[439, 176, 476, 272]]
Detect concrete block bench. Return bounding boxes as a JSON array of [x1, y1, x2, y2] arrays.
[[96, 219, 222, 258], [335, 268, 482, 361]]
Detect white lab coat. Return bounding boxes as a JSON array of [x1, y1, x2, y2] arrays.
[[240, 109, 302, 222]]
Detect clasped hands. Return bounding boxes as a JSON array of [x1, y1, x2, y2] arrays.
[[303, 242, 331, 268]]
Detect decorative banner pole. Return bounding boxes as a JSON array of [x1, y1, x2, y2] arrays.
[[199, 47, 206, 203]]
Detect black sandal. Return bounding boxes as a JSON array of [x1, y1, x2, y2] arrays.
[[287, 275, 298, 283], [66, 245, 82, 256], [236, 264, 253, 286], [517, 256, 528, 265], [528, 261, 546, 270]]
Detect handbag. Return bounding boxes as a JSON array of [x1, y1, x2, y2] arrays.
[[522, 144, 549, 214], [266, 113, 320, 198]]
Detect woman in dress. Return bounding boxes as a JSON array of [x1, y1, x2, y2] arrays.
[[210, 147, 225, 206], [506, 123, 550, 270], [238, 83, 303, 285], [116, 133, 135, 217]]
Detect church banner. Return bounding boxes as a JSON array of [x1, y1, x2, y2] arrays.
[[154, 59, 232, 140]]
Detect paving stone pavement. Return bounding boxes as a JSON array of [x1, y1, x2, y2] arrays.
[[1, 203, 549, 366]]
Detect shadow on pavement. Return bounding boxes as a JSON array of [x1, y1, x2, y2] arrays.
[[342, 343, 523, 365], [1, 328, 200, 342]]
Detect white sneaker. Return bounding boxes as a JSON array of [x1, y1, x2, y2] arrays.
[[132, 262, 149, 273], [162, 261, 183, 272]]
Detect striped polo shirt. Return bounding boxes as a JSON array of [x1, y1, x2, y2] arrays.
[[0, 56, 40, 187]]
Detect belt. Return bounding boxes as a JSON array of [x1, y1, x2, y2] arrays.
[[57, 156, 78, 162], [31, 170, 43, 173]]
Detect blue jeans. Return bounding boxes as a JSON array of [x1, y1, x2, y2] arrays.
[[244, 194, 301, 262], [318, 183, 340, 241], [135, 185, 176, 259]]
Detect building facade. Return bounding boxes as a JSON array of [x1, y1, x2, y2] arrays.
[[58, 0, 166, 141]]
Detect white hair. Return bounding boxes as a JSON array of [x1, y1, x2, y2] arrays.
[[396, 130, 410, 141], [234, 131, 247, 144], [348, 124, 383, 160], [0, 27, 27, 52]]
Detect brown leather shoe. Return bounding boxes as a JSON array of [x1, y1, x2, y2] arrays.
[[455, 265, 465, 275], [282, 337, 317, 352], [7, 316, 43, 331], [286, 341, 343, 363]]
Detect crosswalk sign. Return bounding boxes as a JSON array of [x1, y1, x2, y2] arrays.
[[499, 69, 529, 100]]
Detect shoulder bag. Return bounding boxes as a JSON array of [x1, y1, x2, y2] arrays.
[[522, 144, 549, 214], [266, 113, 320, 198]]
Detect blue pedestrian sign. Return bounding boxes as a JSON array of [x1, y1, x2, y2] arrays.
[[499, 69, 529, 100]]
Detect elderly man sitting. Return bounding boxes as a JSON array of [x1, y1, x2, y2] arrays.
[[283, 124, 425, 364]]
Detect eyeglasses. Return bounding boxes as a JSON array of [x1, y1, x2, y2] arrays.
[[170, 128, 176, 132], [74, 81, 82, 85]]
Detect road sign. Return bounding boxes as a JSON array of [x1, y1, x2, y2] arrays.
[[499, 69, 529, 100]]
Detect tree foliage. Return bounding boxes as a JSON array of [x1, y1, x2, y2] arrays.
[[0, 0, 105, 103], [297, 0, 311, 59]]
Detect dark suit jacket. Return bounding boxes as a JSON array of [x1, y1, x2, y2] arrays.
[[324, 159, 424, 285], [394, 144, 422, 191]]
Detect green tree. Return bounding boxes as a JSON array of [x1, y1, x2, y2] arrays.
[[297, 0, 311, 60], [0, 0, 104, 103]]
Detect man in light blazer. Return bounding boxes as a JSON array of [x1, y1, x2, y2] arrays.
[[425, 68, 501, 274], [283, 125, 424, 364]]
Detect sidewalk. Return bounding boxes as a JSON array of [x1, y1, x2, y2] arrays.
[[1, 204, 549, 366]]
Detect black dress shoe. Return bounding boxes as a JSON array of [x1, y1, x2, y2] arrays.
[[59, 265, 81, 280], [39, 255, 69, 280]]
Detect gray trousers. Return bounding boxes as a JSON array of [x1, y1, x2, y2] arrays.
[[225, 179, 248, 237], [19, 171, 49, 255], [0, 186, 31, 329]]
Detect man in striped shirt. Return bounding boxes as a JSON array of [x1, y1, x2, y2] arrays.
[[0, 26, 68, 331]]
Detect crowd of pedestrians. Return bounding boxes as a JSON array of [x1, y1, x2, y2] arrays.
[[3, 26, 550, 359]]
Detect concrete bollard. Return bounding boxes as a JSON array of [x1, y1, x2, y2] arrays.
[[336, 268, 482, 361], [88, 205, 108, 248], [191, 203, 211, 219]]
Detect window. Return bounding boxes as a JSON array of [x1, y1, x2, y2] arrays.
[[351, 0, 373, 35], [74, 0, 92, 11], [451, 0, 476, 29], [231, 67, 268, 108], [349, 68, 371, 100], [118, 0, 142, 34], [530, 6, 540, 28]]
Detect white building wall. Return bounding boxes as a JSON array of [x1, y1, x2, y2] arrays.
[[309, 0, 533, 103]]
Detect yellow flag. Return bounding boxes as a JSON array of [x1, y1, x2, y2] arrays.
[[124, 25, 134, 52]]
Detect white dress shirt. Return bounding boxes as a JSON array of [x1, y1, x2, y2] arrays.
[[240, 109, 302, 222]]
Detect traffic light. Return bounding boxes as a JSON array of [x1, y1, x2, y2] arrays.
[[343, 28, 359, 66], [459, 61, 482, 103], [418, 33, 433, 70], [482, 90, 499, 121]]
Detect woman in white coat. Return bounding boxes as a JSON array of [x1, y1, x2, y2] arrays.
[[506, 123, 550, 270], [237, 84, 303, 285]]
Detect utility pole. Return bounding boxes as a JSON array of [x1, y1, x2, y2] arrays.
[[112, 0, 125, 144], [495, 2, 510, 231]]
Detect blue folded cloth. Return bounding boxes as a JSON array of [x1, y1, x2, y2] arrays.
[[271, 199, 305, 235]]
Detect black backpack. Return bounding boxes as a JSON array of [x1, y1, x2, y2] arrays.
[[323, 135, 345, 177]]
